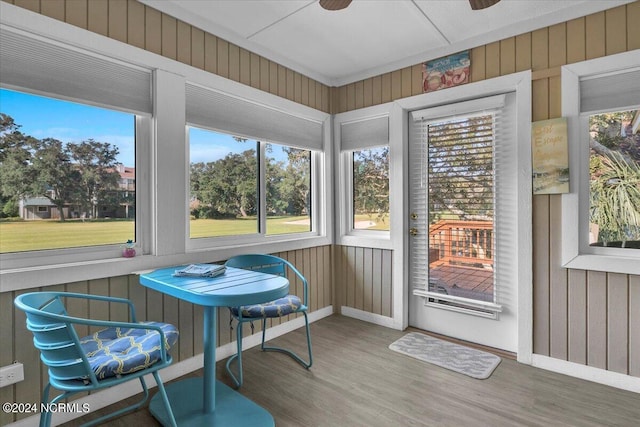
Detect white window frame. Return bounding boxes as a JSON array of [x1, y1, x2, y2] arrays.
[[183, 80, 328, 251], [185, 131, 323, 249], [0, 3, 331, 291], [335, 103, 395, 249], [561, 50, 640, 275], [0, 87, 151, 270]]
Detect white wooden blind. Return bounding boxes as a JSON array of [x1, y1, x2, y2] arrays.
[[0, 27, 152, 115], [185, 83, 323, 151], [426, 114, 495, 222], [409, 93, 516, 311]]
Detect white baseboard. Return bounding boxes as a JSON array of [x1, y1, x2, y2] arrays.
[[340, 306, 398, 329], [531, 354, 640, 394], [9, 305, 334, 427]]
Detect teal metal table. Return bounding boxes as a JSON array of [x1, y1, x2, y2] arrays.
[[139, 265, 289, 427]]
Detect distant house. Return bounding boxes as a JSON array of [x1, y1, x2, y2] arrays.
[[18, 197, 58, 220], [115, 164, 135, 192], [107, 164, 136, 219], [18, 165, 135, 220]]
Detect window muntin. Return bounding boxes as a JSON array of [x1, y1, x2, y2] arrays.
[[0, 88, 136, 254], [188, 126, 258, 238], [588, 110, 640, 249], [352, 147, 390, 231], [265, 143, 312, 235]]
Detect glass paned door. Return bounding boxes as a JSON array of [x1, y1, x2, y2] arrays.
[[409, 93, 524, 352]]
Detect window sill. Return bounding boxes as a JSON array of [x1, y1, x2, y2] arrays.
[[1, 255, 152, 293], [562, 253, 640, 275], [337, 233, 393, 250], [1, 235, 333, 293]]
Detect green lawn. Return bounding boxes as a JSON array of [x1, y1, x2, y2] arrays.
[[0, 219, 135, 253], [0, 216, 311, 253], [354, 213, 390, 231], [0, 214, 395, 253], [189, 216, 310, 238]]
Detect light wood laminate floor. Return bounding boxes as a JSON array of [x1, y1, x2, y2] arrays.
[[63, 315, 639, 426]]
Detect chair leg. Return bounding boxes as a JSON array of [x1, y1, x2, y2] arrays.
[[41, 388, 73, 427], [40, 375, 174, 427], [261, 311, 313, 369], [39, 383, 53, 427], [152, 371, 178, 427], [303, 311, 313, 368], [225, 320, 245, 388], [260, 317, 268, 350], [80, 377, 150, 427]]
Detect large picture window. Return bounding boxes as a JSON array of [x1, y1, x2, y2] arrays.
[[561, 50, 640, 274], [186, 83, 323, 247], [1, 24, 152, 271], [188, 127, 314, 239], [0, 89, 137, 253]]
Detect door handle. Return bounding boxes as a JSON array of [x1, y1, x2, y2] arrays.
[[409, 227, 418, 236]]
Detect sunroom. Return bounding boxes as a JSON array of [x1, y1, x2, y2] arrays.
[[0, 1, 638, 426]]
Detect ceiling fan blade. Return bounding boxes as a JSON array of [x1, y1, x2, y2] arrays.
[[319, 0, 352, 11], [469, 0, 501, 10]]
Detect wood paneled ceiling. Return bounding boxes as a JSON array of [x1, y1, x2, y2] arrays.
[[139, 0, 633, 86]]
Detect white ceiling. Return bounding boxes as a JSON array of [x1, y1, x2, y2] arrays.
[[139, 0, 633, 86]]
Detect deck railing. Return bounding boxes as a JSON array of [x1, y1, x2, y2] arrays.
[[428, 219, 493, 268]]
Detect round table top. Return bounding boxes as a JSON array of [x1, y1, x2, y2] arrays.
[[139, 265, 289, 307]]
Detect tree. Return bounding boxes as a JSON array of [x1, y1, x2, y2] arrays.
[[353, 147, 389, 223], [28, 138, 78, 221], [0, 114, 33, 216], [0, 113, 24, 161], [190, 142, 312, 220], [191, 150, 258, 218], [67, 139, 120, 218], [265, 157, 287, 215], [268, 145, 311, 216], [0, 114, 123, 221], [427, 115, 494, 223], [589, 111, 640, 245]]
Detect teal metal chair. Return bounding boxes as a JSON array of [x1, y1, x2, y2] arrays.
[[14, 292, 179, 427], [225, 254, 312, 388]]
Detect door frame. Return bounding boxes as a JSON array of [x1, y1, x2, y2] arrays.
[[394, 71, 533, 363]]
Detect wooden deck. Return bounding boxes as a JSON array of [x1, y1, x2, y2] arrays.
[[428, 219, 495, 302], [429, 263, 494, 301], [61, 315, 640, 427]]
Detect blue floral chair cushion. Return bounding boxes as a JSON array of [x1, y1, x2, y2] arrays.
[[231, 295, 302, 318], [79, 322, 178, 380]]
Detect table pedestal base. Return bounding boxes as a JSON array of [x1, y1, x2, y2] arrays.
[[149, 377, 275, 427]]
